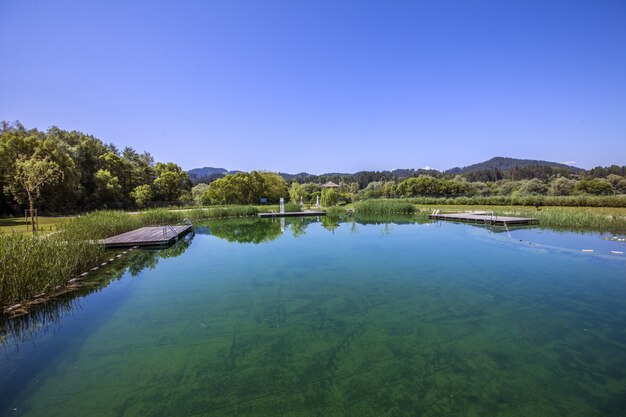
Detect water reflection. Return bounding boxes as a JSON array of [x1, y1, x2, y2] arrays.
[[196, 215, 428, 243], [0, 236, 193, 346]]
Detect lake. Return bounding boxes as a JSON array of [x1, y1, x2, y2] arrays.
[[1, 217, 625, 416]]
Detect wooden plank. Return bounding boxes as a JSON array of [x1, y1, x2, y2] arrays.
[[102, 225, 193, 248], [428, 212, 538, 225]]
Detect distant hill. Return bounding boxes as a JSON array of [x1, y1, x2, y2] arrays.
[[187, 167, 231, 177], [446, 157, 582, 174]]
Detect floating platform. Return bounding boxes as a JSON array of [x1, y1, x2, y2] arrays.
[[428, 212, 538, 226], [101, 225, 193, 248], [258, 211, 326, 218]]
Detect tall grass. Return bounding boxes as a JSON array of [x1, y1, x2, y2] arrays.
[[355, 199, 416, 215], [0, 233, 104, 307], [506, 209, 626, 232], [63, 210, 142, 240]]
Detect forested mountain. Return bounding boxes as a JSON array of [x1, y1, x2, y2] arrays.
[[186, 167, 239, 184], [187, 167, 230, 177], [446, 157, 582, 174]]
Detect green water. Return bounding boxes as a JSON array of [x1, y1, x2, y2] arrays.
[[2, 218, 626, 416]]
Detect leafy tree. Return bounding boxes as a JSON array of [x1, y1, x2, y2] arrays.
[[549, 177, 575, 196], [94, 169, 124, 206], [7, 156, 62, 232], [131, 184, 153, 208], [321, 188, 338, 207], [191, 183, 209, 205], [575, 179, 613, 195], [203, 171, 288, 204], [515, 178, 548, 196], [153, 162, 192, 203]]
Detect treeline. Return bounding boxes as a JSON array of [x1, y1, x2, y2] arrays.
[[357, 175, 626, 199], [190, 171, 626, 208], [0, 122, 192, 214], [191, 164, 623, 190]]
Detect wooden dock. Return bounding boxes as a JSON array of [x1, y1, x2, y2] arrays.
[[258, 211, 326, 218], [101, 225, 193, 248], [428, 212, 538, 226]]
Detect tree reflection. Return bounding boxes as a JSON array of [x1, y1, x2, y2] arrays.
[[197, 218, 283, 244]]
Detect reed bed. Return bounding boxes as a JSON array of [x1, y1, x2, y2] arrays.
[[507, 209, 626, 232], [0, 233, 104, 308], [355, 199, 416, 215]]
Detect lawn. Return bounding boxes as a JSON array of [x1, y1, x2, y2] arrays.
[[0, 216, 72, 234]]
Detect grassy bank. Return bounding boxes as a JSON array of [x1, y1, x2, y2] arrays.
[[1, 206, 261, 310]]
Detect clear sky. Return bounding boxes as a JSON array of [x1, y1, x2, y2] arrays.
[[1, 0, 625, 173]]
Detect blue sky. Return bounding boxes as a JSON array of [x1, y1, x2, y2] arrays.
[[1, 0, 625, 173]]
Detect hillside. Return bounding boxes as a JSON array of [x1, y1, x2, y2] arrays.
[[446, 157, 582, 174]]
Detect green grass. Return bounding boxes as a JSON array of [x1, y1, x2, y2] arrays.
[[0, 216, 71, 234]]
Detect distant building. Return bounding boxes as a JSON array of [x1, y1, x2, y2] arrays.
[[321, 181, 339, 189]]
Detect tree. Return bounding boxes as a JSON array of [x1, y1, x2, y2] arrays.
[[516, 178, 548, 196], [153, 162, 192, 203], [8, 156, 62, 232], [203, 171, 288, 204], [549, 177, 575, 196], [95, 169, 123, 206], [321, 188, 338, 207], [192, 183, 209, 205], [131, 184, 153, 208], [575, 179, 613, 195]]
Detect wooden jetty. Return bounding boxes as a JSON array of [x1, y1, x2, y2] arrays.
[[428, 212, 538, 226], [258, 210, 326, 218], [101, 225, 193, 248]]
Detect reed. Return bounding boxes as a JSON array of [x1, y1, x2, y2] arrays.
[[355, 199, 416, 215], [0, 233, 105, 308], [508, 209, 626, 232]]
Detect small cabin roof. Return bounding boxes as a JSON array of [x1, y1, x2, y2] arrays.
[[322, 181, 339, 188]]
